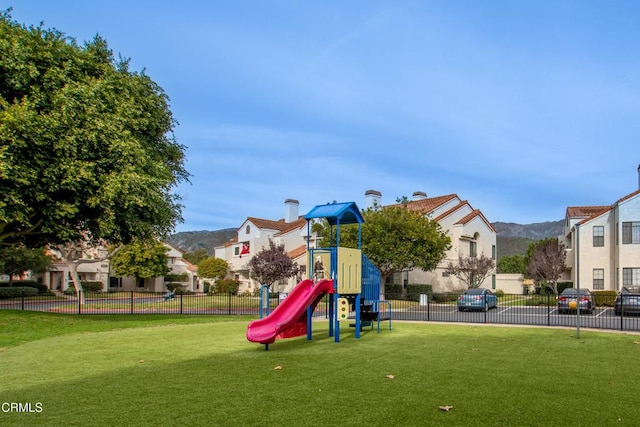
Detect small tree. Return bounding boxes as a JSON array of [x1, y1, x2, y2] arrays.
[[315, 204, 451, 284], [198, 257, 229, 281], [446, 254, 495, 289], [0, 245, 52, 283], [526, 238, 566, 295], [497, 255, 527, 275], [110, 241, 170, 289], [247, 239, 298, 290]]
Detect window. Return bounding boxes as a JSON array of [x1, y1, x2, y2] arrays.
[[593, 269, 604, 290], [492, 245, 496, 260], [234, 247, 239, 256], [622, 268, 640, 286], [470, 241, 477, 257], [245, 225, 250, 234], [593, 226, 604, 247], [622, 222, 640, 244]]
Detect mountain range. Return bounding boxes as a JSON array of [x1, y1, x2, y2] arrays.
[[167, 220, 564, 260]]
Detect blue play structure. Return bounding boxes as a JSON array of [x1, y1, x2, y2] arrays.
[[247, 201, 391, 348], [304, 201, 391, 342]]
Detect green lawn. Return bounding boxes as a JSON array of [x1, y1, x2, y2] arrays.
[[1, 311, 639, 426]]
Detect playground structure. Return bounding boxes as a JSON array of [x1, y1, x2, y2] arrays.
[[246, 201, 391, 349]]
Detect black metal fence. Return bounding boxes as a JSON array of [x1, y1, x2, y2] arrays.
[[2, 291, 640, 333]]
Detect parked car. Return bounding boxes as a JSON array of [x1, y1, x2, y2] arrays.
[[557, 288, 595, 314], [457, 288, 498, 312], [614, 286, 640, 316]]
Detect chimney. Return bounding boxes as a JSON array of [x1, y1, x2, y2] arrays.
[[365, 190, 381, 208], [412, 191, 428, 201], [284, 199, 299, 223]]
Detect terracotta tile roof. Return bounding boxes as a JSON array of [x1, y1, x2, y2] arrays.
[[245, 216, 306, 233], [616, 189, 640, 204], [578, 207, 612, 225], [222, 237, 238, 247], [434, 200, 471, 222], [566, 206, 610, 218], [275, 218, 307, 236], [182, 259, 198, 272], [287, 245, 307, 260], [388, 194, 459, 215], [455, 209, 497, 233]]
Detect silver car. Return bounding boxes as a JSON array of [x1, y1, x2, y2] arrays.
[[557, 288, 595, 314]]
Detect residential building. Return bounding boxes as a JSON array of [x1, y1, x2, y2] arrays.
[[42, 242, 199, 293], [214, 199, 316, 293], [216, 192, 497, 294], [371, 191, 497, 292], [559, 165, 640, 291]]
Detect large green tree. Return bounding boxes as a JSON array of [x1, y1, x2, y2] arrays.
[[317, 204, 451, 284], [0, 11, 188, 248], [109, 241, 170, 288]]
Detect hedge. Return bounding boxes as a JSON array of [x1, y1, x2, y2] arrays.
[[0, 287, 39, 299], [0, 281, 50, 294], [384, 284, 403, 300], [593, 290, 617, 307], [406, 284, 432, 302]]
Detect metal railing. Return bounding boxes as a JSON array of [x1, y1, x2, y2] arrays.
[[2, 291, 640, 333]]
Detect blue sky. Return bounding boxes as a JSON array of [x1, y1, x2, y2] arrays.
[[8, 1, 640, 231]]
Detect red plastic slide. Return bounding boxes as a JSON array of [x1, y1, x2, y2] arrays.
[[246, 279, 334, 345]]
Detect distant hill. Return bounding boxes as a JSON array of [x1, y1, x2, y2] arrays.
[[168, 220, 565, 258], [493, 220, 563, 259], [167, 228, 236, 254]]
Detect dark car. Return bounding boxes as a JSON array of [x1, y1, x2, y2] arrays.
[[457, 288, 498, 312], [557, 288, 595, 314], [614, 286, 640, 316]]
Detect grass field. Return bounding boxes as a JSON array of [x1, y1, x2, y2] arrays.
[[1, 311, 640, 426]]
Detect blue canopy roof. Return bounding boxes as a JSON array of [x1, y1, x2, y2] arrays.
[[304, 202, 364, 226]]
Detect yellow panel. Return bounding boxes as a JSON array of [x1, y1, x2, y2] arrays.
[[337, 297, 349, 321], [337, 247, 361, 294]]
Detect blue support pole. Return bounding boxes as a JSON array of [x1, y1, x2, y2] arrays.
[[328, 293, 335, 337], [355, 293, 361, 339], [334, 293, 340, 343], [307, 305, 313, 341]]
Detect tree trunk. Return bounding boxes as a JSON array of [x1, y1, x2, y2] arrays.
[[66, 261, 85, 304]]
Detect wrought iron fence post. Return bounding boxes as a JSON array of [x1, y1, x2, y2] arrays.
[[547, 293, 550, 326], [78, 291, 82, 315], [228, 292, 232, 315], [180, 291, 183, 314], [620, 294, 624, 331], [130, 291, 134, 315], [21, 289, 25, 311]]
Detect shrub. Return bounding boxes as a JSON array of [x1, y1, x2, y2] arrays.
[[166, 283, 183, 292], [525, 295, 554, 306], [593, 290, 617, 307], [0, 287, 39, 299], [215, 279, 239, 294], [431, 293, 460, 303], [406, 284, 432, 302], [165, 273, 189, 283], [63, 287, 77, 296], [0, 281, 49, 294], [384, 284, 403, 300], [81, 281, 104, 292], [494, 289, 505, 298], [203, 281, 211, 293]]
